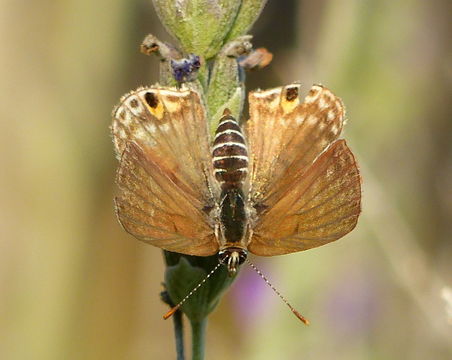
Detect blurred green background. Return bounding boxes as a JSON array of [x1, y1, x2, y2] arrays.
[[0, 0, 451, 359]]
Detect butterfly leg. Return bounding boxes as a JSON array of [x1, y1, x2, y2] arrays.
[[214, 223, 220, 244]]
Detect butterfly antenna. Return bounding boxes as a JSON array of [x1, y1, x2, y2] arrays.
[[163, 262, 222, 320], [246, 259, 310, 325]]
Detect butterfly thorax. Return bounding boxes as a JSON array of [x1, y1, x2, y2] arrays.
[[212, 110, 249, 275]]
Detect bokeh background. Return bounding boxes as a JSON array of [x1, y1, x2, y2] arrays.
[[1, 0, 451, 359]]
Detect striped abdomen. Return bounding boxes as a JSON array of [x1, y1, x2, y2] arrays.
[[212, 110, 249, 189]]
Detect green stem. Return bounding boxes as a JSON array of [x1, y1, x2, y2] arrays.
[[190, 319, 207, 360], [172, 309, 185, 360]]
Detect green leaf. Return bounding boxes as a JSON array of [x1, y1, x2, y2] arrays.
[[164, 253, 236, 323], [225, 0, 268, 42]]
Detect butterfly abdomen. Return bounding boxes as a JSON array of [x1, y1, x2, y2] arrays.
[[212, 110, 249, 189]]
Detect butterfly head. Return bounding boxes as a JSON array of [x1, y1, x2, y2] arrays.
[[218, 247, 247, 276]]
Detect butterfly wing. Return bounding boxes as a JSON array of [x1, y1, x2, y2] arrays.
[[112, 86, 219, 256], [245, 84, 361, 256]]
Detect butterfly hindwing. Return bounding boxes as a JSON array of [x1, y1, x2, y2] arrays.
[[112, 87, 219, 256], [248, 139, 361, 255], [245, 84, 361, 256]]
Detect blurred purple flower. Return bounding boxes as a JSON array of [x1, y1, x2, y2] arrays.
[[230, 262, 276, 328], [325, 269, 381, 337]]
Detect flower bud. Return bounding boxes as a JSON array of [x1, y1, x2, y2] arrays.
[[152, 0, 242, 59]]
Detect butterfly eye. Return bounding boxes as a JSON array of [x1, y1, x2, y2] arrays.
[[237, 249, 247, 265], [217, 249, 229, 264]]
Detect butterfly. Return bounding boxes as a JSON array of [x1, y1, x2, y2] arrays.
[[111, 83, 361, 277]]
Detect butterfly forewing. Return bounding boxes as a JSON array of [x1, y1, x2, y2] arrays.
[[112, 87, 219, 256], [246, 84, 345, 207], [245, 84, 361, 256], [113, 87, 218, 204]]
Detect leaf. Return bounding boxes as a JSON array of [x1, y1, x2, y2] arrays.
[[164, 253, 236, 322]]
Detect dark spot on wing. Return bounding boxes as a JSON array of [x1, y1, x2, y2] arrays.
[[129, 98, 139, 108], [145, 92, 159, 108], [285, 87, 299, 101]]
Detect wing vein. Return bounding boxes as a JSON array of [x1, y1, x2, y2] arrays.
[[294, 179, 360, 217]]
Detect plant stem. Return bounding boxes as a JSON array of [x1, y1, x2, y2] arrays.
[[190, 319, 207, 360], [172, 309, 185, 360]]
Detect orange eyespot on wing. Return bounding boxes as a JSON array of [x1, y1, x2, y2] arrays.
[[112, 86, 220, 256], [245, 84, 361, 256]]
